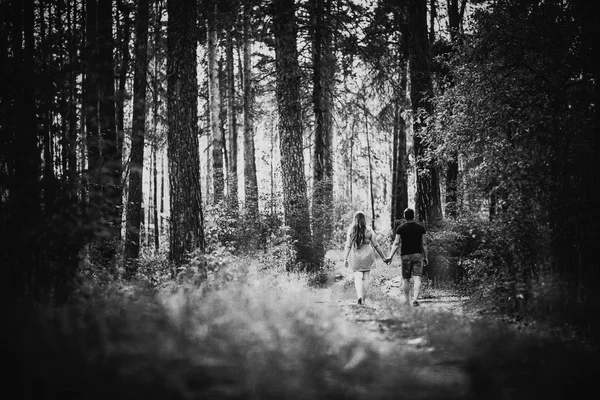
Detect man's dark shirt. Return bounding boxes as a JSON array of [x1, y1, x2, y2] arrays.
[[396, 220, 426, 256]]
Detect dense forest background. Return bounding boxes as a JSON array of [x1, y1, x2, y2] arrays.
[[1, 0, 599, 367]]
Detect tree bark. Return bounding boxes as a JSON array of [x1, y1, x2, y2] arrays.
[[167, 0, 205, 266], [85, 0, 100, 219], [407, 0, 442, 223], [365, 107, 376, 231], [116, 0, 131, 166], [226, 23, 239, 211], [97, 0, 122, 257], [243, 0, 259, 220], [393, 96, 409, 225], [207, 2, 224, 204], [124, 0, 149, 275], [311, 0, 334, 263], [272, 0, 313, 267], [444, 0, 465, 218]]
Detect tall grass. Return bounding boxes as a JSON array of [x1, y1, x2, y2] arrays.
[[4, 253, 597, 399]]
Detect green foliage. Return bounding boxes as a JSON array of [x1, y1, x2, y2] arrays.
[[429, 0, 599, 334]]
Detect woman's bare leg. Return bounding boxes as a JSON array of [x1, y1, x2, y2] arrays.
[[363, 271, 371, 302], [354, 271, 364, 303]]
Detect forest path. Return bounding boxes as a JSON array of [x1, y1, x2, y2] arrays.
[[305, 249, 475, 396]]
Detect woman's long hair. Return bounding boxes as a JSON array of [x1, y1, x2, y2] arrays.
[[350, 212, 367, 247]]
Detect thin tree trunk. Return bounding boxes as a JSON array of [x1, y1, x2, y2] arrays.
[[349, 120, 354, 201], [98, 0, 122, 258], [226, 24, 238, 211], [153, 143, 159, 252], [124, 0, 149, 275], [365, 107, 375, 231], [116, 0, 131, 165], [67, 0, 78, 195], [85, 0, 100, 219], [167, 0, 205, 266], [272, 0, 313, 267], [207, 2, 224, 204], [243, 0, 259, 220]]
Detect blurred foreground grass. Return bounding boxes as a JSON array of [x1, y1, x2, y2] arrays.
[[3, 254, 596, 400]]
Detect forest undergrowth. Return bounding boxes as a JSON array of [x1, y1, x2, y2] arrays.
[[3, 242, 597, 400]]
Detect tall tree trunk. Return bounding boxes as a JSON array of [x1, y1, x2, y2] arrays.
[[124, 0, 149, 276], [243, 0, 259, 220], [3, 0, 41, 301], [167, 0, 205, 266], [391, 22, 410, 226], [444, 0, 465, 218], [207, 2, 224, 204], [365, 107, 376, 231], [407, 0, 442, 223], [116, 0, 131, 165], [67, 0, 79, 195], [153, 143, 159, 252], [393, 97, 409, 225], [97, 0, 122, 260], [349, 120, 355, 201], [311, 0, 334, 263], [272, 0, 313, 267], [429, 0, 436, 45], [85, 0, 101, 223], [226, 24, 238, 211]]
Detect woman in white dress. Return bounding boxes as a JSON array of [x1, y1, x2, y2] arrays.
[[344, 212, 386, 305]]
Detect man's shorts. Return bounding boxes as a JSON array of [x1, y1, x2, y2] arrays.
[[401, 253, 423, 279]]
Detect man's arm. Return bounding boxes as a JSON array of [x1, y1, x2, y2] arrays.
[[386, 234, 401, 263], [421, 234, 428, 265]]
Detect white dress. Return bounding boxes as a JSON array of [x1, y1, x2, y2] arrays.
[[347, 228, 377, 272]]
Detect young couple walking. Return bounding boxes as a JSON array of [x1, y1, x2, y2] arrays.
[[343, 208, 428, 306]]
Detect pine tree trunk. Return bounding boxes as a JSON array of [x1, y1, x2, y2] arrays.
[[226, 25, 238, 211], [207, 3, 224, 204], [85, 0, 101, 219], [124, 0, 149, 275], [311, 0, 334, 263], [365, 107, 376, 230], [272, 0, 313, 267], [444, 0, 464, 218], [97, 0, 122, 259], [167, 0, 205, 266], [243, 1, 259, 220], [4, 0, 41, 300], [116, 0, 131, 165], [153, 144, 159, 252], [407, 0, 442, 223]]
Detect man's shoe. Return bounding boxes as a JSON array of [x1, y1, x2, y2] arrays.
[[412, 300, 420, 307], [358, 298, 363, 305]]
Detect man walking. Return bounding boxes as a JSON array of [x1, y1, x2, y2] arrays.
[[385, 208, 428, 306]]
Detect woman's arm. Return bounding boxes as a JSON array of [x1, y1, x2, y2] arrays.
[[387, 234, 401, 261], [344, 228, 352, 266], [370, 231, 386, 259]]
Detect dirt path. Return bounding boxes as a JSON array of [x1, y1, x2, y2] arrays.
[[306, 250, 475, 395]]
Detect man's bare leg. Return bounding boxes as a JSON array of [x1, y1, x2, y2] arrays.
[[413, 276, 422, 303], [402, 278, 411, 304]]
